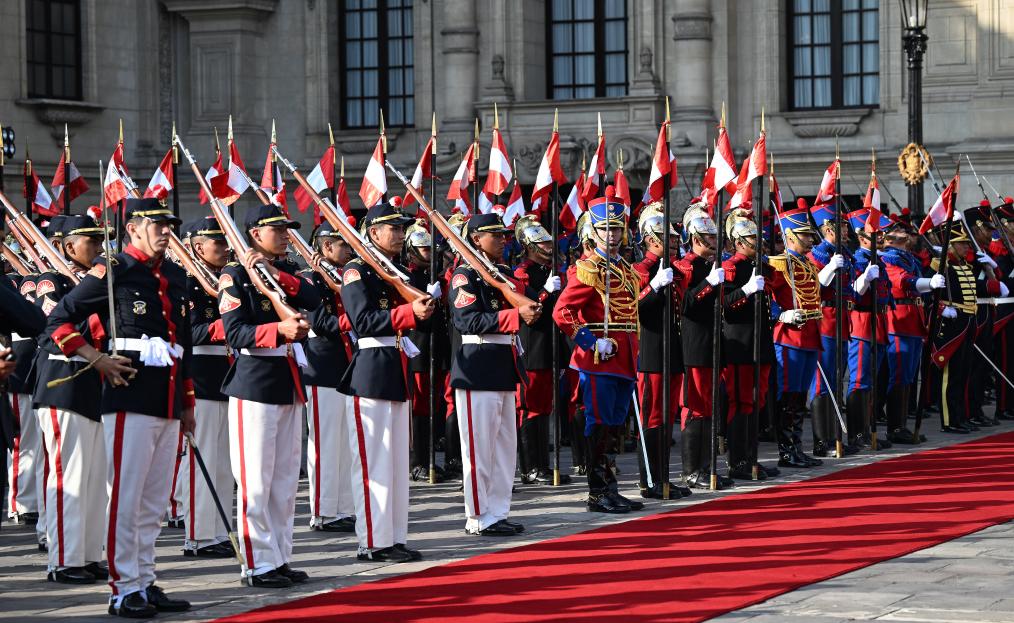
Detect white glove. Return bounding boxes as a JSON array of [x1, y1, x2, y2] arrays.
[[706, 266, 725, 286], [942, 306, 958, 319], [931, 245, 942, 255], [426, 282, 442, 299], [543, 274, 562, 294], [915, 273, 946, 293], [741, 273, 765, 297], [930, 273, 946, 290], [778, 309, 804, 325], [650, 266, 674, 292], [977, 252, 998, 269], [1002, 282, 1011, 298], [853, 263, 880, 295], [595, 338, 615, 357], [817, 255, 845, 287]]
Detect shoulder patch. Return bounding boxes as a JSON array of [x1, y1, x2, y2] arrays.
[[343, 268, 362, 284], [451, 273, 469, 289], [41, 296, 58, 316], [453, 289, 476, 309], [19, 281, 36, 296], [87, 263, 107, 279], [218, 273, 234, 289], [35, 279, 56, 297], [218, 291, 242, 314]]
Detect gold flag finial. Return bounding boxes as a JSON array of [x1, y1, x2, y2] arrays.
[[228, 115, 234, 141], [761, 107, 766, 134], [25, 144, 32, 175], [597, 112, 602, 138], [581, 150, 587, 172], [340, 155, 345, 179], [118, 118, 124, 143], [213, 126, 221, 153], [431, 111, 437, 137], [770, 152, 776, 176], [474, 118, 480, 142], [172, 121, 178, 164], [665, 96, 671, 123], [379, 110, 387, 154], [271, 119, 277, 144], [327, 122, 335, 146], [553, 108, 559, 133], [64, 123, 70, 158], [617, 148, 624, 170], [494, 102, 500, 130], [720, 102, 727, 129]]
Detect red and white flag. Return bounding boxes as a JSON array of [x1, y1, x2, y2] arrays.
[[863, 175, 881, 211], [218, 141, 251, 205], [446, 143, 476, 215], [531, 131, 567, 212], [813, 159, 839, 208], [561, 171, 587, 234], [477, 189, 495, 215], [260, 147, 288, 214], [24, 162, 56, 217], [51, 152, 90, 207], [103, 142, 129, 206], [920, 173, 960, 234], [581, 135, 606, 203], [700, 126, 737, 212], [359, 137, 387, 209], [142, 148, 174, 200], [502, 180, 526, 227], [613, 170, 631, 213], [293, 144, 335, 213], [730, 133, 768, 211], [403, 136, 434, 209], [198, 149, 227, 205], [644, 122, 678, 205], [483, 128, 512, 196]]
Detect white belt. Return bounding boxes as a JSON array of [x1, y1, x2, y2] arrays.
[[192, 345, 229, 356], [978, 297, 1014, 305], [48, 353, 89, 363], [356, 335, 420, 358], [114, 338, 184, 357], [11, 332, 31, 343], [114, 336, 183, 368], [238, 342, 308, 367], [461, 334, 513, 346]]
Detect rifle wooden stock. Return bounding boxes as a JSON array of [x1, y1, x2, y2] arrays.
[[5, 216, 48, 272], [176, 156, 299, 320], [399, 177, 536, 310], [284, 166, 424, 303], [1, 242, 31, 276], [0, 190, 78, 284]]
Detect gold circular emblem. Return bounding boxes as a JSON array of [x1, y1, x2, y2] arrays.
[[897, 143, 932, 185]]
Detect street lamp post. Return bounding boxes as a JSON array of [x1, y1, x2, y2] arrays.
[[899, 0, 929, 214]]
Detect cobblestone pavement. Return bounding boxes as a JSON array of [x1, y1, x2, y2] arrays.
[[2, 412, 1012, 622]]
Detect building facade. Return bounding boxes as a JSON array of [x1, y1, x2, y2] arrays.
[[2, 0, 1013, 224]]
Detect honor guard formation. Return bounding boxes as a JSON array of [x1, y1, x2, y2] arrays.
[[3, 113, 1014, 619]]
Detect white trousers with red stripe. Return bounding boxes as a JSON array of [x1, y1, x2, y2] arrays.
[[346, 396, 409, 553], [454, 389, 517, 532], [228, 398, 301, 576], [103, 412, 179, 603], [7, 393, 42, 518], [38, 407, 106, 570], [306, 386, 354, 526], [181, 399, 233, 550]]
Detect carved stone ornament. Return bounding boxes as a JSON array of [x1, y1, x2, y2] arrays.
[[897, 143, 932, 185], [672, 13, 713, 41], [492, 54, 505, 80]]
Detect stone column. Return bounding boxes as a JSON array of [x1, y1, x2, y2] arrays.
[[672, 0, 714, 127], [440, 0, 479, 132]]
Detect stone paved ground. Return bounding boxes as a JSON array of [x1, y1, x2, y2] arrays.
[[2, 412, 1013, 623]]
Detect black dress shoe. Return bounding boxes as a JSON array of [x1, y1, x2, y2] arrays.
[[357, 546, 414, 563], [500, 520, 525, 534], [166, 517, 185, 530], [684, 472, 713, 488], [145, 585, 191, 612], [728, 463, 754, 480], [315, 517, 356, 533], [758, 463, 780, 477], [520, 468, 551, 485], [572, 465, 587, 476], [85, 561, 109, 580], [959, 421, 979, 432], [48, 566, 96, 584], [474, 520, 518, 536], [873, 436, 892, 450], [276, 564, 309, 583], [108, 591, 157, 619], [717, 475, 736, 488], [888, 427, 918, 444], [586, 492, 630, 514], [184, 541, 236, 558], [778, 448, 811, 468], [609, 491, 643, 510], [19, 512, 39, 525], [38, 542, 48, 553], [812, 441, 829, 457], [798, 448, 823, 466], [997, 411, 1014, 421], [940, 425, 969, 434], [249, 569, 293, 588], [394, 543, 423, 560]]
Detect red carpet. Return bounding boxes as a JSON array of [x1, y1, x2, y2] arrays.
[[218, 432, 1014, 623]]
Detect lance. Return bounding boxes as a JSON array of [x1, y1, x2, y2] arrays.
[[833, 140, 846, 458], [185, 433, 245, 567], [171, 122, 180, 220], [472, 119, 480, 211], [63, 124, 70, 215], [429, 112, 438, 485], [661, 100, 672, 499], [329, 123, 338, 211], [966, 155, 1014, 257], [868, 151, 880, 451], [974, 343, 1014, 392], [227, 116, 237, 219], [710, 104, 727, 490], [115, 120, 124, 246], [751, 110, 766, 480], [100, 160, 118, 357], [550, 108, 562, 486]]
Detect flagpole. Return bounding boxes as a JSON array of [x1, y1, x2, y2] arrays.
[[834, 139, 846, 459], [710, 104, 727, 491], [472, 119, 480, 211], [550, 108, 562, 486], [171, 122, 180, 221], [751, 110, 766, 481], [24, 149, 32, 216], [661, 98, 672, 499], [63, 124, 70, 214], [428, 111, 438, 485], [0, 122, 5, 194], [227, 116, 236, 219], [380, 111, 388, 203], [328, 123, 337, 210], [114, 121, 123, 245], [869, 150, 879, 451]]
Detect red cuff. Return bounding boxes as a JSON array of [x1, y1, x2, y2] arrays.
[[696, 285, 713, 300], [208, 319, 226, 342], [497, 308, 521, 333], [255, 323, 280, 348], [338, 313, 352, 332], [537, 290, 550, 304], [391, 303, 417, 331], [183, 378, 196, 409], [988, 280, 1002, 297], [52, 323, 86, 356], [277, 271, 301, 297]]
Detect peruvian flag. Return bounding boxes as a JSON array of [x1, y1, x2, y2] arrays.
[[502, 180, 525, 227], [260, 148, 288, 214], [403, 136, 434, 209], [359, 137, 387, 209], [51, 152, 90, 206], [644, 122, 678, 205], [446, 143, 476, 215], [561, 171, 587, 234], [920, 173, 960, 234], [613, 170, 631, 212], [218, 141, 251, 205], [863, 175, 881, 211], [142, 148, 174, 200], [198, 149, 227, 205], [103, 142, 129, 206], [701, 126, 737, 211], [477, 189, 495, 215], [727, 158, 753, 212], [483, 128, 512, 196], [293, 144, 335, 213], [581, 135, 606, 203], [531, 131, 567, 210], [24, 162, 56, 217], [814, 159, 839, 208]]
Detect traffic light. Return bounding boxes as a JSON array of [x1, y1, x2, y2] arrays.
[[1, 125, 14, 160]]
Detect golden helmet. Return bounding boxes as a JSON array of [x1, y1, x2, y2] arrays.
[[447, 212, 468, 238], [682, 202, 709, 233], [725, 207, 753, 239], [514, 215, 553, 247], [405, 218, 432, 248], [638, 201, 675, 241], [576, 210, 594, 244]]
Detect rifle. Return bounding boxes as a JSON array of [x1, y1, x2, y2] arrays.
[[5, 217, 49, 273], [0, 190, 78, 283], [387, 160, 537, 309], [966, 155, 1014, 257], [1, 242, 31, 276], [272, 147, 425, 303], [174, 135, 300, 320]]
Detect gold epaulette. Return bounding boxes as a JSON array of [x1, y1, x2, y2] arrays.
[[768, 254, 788, 274], [575, 257, 600, 287], [930, 258, 941, 272]]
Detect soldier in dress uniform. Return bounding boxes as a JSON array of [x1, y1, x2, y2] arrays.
[[553, 192, 644, 513], [404, 219, 450, 483], [440, 213, 468, 480], [178, 216, 236, 557], [993, 199, 1014, 421], [722, 215, 778, 481], [301, 222, 356, 532], [338, 203, 435, 562], [450, 212, 540, 535], [631, 203, 689, 498], [512, 215, 568, 485], [31, 215, 109, 585], [881, 219, 945, 442], [674, 210, 733, 489], [46, 198, 193, 617], [217, 203, 319, 588]]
